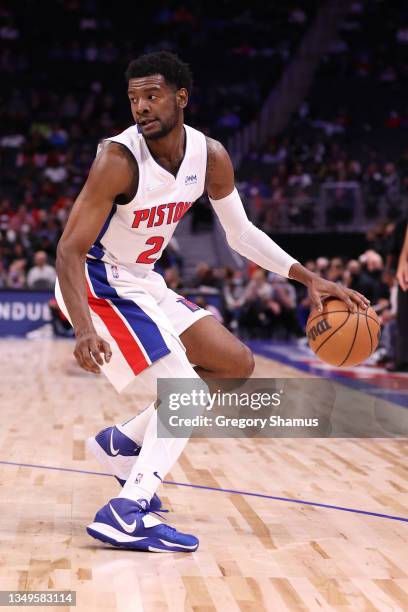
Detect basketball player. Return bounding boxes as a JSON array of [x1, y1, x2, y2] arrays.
[[56, 51, 369, 552]]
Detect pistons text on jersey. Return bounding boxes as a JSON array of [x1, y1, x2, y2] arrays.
[[132, 201, 193, 228]]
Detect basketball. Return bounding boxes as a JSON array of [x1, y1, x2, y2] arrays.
[[306, 298, 381, 367]]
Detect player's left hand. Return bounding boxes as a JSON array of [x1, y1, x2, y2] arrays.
[[306, 276, 370, 313]]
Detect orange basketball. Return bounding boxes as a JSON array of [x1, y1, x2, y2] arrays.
[[306, 298, 381, 367]]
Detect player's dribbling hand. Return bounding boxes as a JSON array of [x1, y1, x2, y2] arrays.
[[74, 331, 112, 373], [396, 257, 408, 291], [307, 276, 370, 313]]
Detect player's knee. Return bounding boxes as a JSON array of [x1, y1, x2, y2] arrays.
[[232, 344, 255, 378]]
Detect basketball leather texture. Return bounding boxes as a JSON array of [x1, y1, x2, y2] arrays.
[[306, 298, 381, 367]]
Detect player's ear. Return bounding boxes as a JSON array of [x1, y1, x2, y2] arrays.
[[176, 88, 188, 109]]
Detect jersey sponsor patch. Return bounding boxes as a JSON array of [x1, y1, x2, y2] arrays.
[[176, 297, 201, 312], [185, 174, 197, 185]]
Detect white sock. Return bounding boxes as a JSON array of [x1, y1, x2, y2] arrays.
[[118, 408, 189, 503], [116, 401, 155, 445]]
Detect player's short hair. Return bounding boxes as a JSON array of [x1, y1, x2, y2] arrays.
[[125, 51, 193, 95]]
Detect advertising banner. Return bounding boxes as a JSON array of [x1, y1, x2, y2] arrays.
[[0, 291, 53, 337]]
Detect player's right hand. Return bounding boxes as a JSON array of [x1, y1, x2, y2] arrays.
[[74, 331, 112, 373]]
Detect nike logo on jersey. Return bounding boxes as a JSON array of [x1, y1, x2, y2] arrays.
[[109, 503, 137, 533], [153, 471, 163, 482], [132, 201, 193, 229], [109, 430, 120, 456]]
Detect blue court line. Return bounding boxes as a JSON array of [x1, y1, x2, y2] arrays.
[[1, 459, 407, 524]]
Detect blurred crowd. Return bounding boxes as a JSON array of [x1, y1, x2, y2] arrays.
[[0, 196, 68, 289], [1, 0, 315, 136], [239, 0, 408, 230], [240, 132, 408, 231], [0, 0, 314, 212]]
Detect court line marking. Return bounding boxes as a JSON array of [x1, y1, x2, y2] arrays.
[[1, 459, 407, 523]]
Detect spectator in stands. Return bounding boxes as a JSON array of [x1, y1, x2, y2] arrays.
[[0, 199, 13, 227], [9, 205, 35, 233], [222, 268, 246, 331], [164, 267, 184, 291], [315, 257, 330, 278], [0, 261, 8, 287], [287, 163, 312, 190], [398, 148, 408, 192], [345, 259, 377, 302], [327, 257, 344, 282], [383, 162, 401, 216], [238, 269, 282, 338], [238, 269, 272, 336], [359, 250, 389, 303], [26, 250, 56, 289], [43, 154, 69, 184], [191, 262, 220, 290], [269, 274, 304, 338], [304, 259, 317, 273], [287, 187, 314, 226], [7, 259, 26, 288]]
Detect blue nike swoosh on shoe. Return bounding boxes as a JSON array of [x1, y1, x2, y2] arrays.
[[95, 426, 142, 457]]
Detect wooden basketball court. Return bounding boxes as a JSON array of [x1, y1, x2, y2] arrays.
[[0, 338, 407, 611]]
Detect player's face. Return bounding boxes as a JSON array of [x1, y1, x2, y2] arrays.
[[127, 74, 188, 140]]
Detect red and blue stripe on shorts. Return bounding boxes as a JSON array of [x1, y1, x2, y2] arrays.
[[85, 258, 170, 375]]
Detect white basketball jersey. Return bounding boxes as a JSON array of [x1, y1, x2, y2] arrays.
[[88, 123, 207, 269]]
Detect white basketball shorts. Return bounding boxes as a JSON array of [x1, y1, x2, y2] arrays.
[[55, 258, 212, 393]]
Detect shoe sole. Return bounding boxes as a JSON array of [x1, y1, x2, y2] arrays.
[[87, 522, 198, 553]]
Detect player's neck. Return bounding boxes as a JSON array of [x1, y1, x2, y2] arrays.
[[144, 122, 186, 175]]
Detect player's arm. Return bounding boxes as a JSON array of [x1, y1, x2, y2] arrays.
[[205, 137, 369, 312], [396, 223, 408, 291], [56, 144, 137, 373]]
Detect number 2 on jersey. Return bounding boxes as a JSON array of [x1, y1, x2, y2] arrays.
[[136, 236, 164, 264]]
